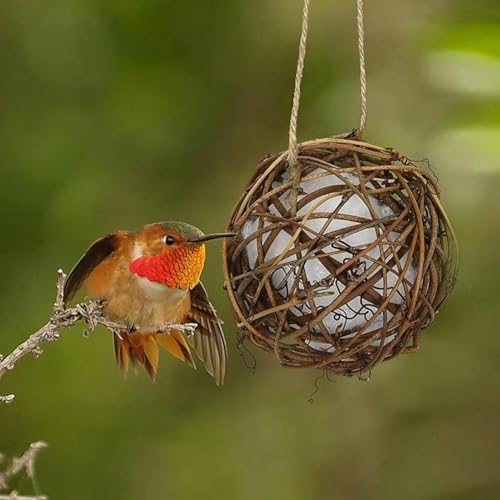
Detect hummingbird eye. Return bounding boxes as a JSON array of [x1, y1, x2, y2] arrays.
[[164, 235, 176, 245]]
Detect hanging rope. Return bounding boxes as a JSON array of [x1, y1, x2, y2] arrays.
[[287, 0, 369, 152], [287, 0, 311, 215], [287, 0, 310, 172], [287, 0, 368, 213], [356, 0, 367, 136]]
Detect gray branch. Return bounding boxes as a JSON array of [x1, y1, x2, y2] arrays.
[[0, 495, 47, 500], [0, 269, 198, 403], [0, 442, 47, 498]]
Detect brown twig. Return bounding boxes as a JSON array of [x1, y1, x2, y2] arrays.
[[0, 442, 47, 499], [0, 269, 198, 403]]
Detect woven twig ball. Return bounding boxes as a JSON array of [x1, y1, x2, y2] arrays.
[[223, 137, 458, 375]]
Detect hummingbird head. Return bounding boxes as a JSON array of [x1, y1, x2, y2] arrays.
[[129, 221, 235, 289]]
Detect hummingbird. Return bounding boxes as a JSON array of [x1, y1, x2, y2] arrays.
[[63, 221, 235, 385]]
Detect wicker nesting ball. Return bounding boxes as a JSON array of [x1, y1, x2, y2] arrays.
[[223, 137, 458, 375]]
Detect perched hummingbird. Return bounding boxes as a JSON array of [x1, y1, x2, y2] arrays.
[[63, 221, 235, 385]]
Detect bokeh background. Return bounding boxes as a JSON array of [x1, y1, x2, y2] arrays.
[[1, 1, 499, 499]]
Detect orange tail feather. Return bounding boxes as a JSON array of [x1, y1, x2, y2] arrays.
[[113, 331, 195, 381], [156, 331, 196, 369]]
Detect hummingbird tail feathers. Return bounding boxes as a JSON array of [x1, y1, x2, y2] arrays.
[[113, 331, 196, 381], [156, 330, 196, 369]]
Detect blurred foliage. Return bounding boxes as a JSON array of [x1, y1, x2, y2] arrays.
[[1, 1, 499, 499]]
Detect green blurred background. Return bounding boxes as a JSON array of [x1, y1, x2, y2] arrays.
[[1, 1, 499, 499]]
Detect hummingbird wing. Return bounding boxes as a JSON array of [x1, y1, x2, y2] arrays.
[[63, 233, 120, 305], [188, 282, 227, 386]]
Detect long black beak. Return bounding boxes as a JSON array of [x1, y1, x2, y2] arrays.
[[189, 232, 236, 243]]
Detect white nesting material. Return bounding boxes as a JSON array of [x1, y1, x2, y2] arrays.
[[241, 166, 417, 349], [241, 218, 259, 268], [305, 340, 335, 353], [306, 331, 397, 353]]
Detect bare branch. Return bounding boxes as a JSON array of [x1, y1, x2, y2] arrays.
[[0, 495, 47, 500], [0, 270, 199, 402], [0, 442, 47, 494]]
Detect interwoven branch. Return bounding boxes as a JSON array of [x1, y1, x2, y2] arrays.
[[0, 441, 47, 499], [0, 269, 197, 403], [223, 138, 458, 375]]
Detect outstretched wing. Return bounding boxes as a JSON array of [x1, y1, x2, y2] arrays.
[[63, 233, 119, 306], [188, 282, 227, 386]]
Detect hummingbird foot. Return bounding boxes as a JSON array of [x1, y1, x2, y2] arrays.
[[156, 323, 198, 337]]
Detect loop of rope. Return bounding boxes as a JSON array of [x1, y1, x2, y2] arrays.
[[287, 0, 310, 172], [288, 0, 311, 215], [287, 0, 368, 171], [356, 0, 367, 136]]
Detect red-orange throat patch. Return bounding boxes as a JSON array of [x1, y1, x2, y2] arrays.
[[129, 245, 206, 289]]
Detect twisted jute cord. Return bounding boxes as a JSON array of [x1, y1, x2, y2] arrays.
[[287, 0, 368, 213], [356, 0, 367, 136], [288, 0, 310, 215]]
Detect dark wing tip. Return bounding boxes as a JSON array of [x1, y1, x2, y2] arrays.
[[63, 233, 119, 305], [189, 282, 228, 386]]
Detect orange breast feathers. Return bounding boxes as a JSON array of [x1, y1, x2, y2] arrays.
[[129, 244, 206, 289]]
